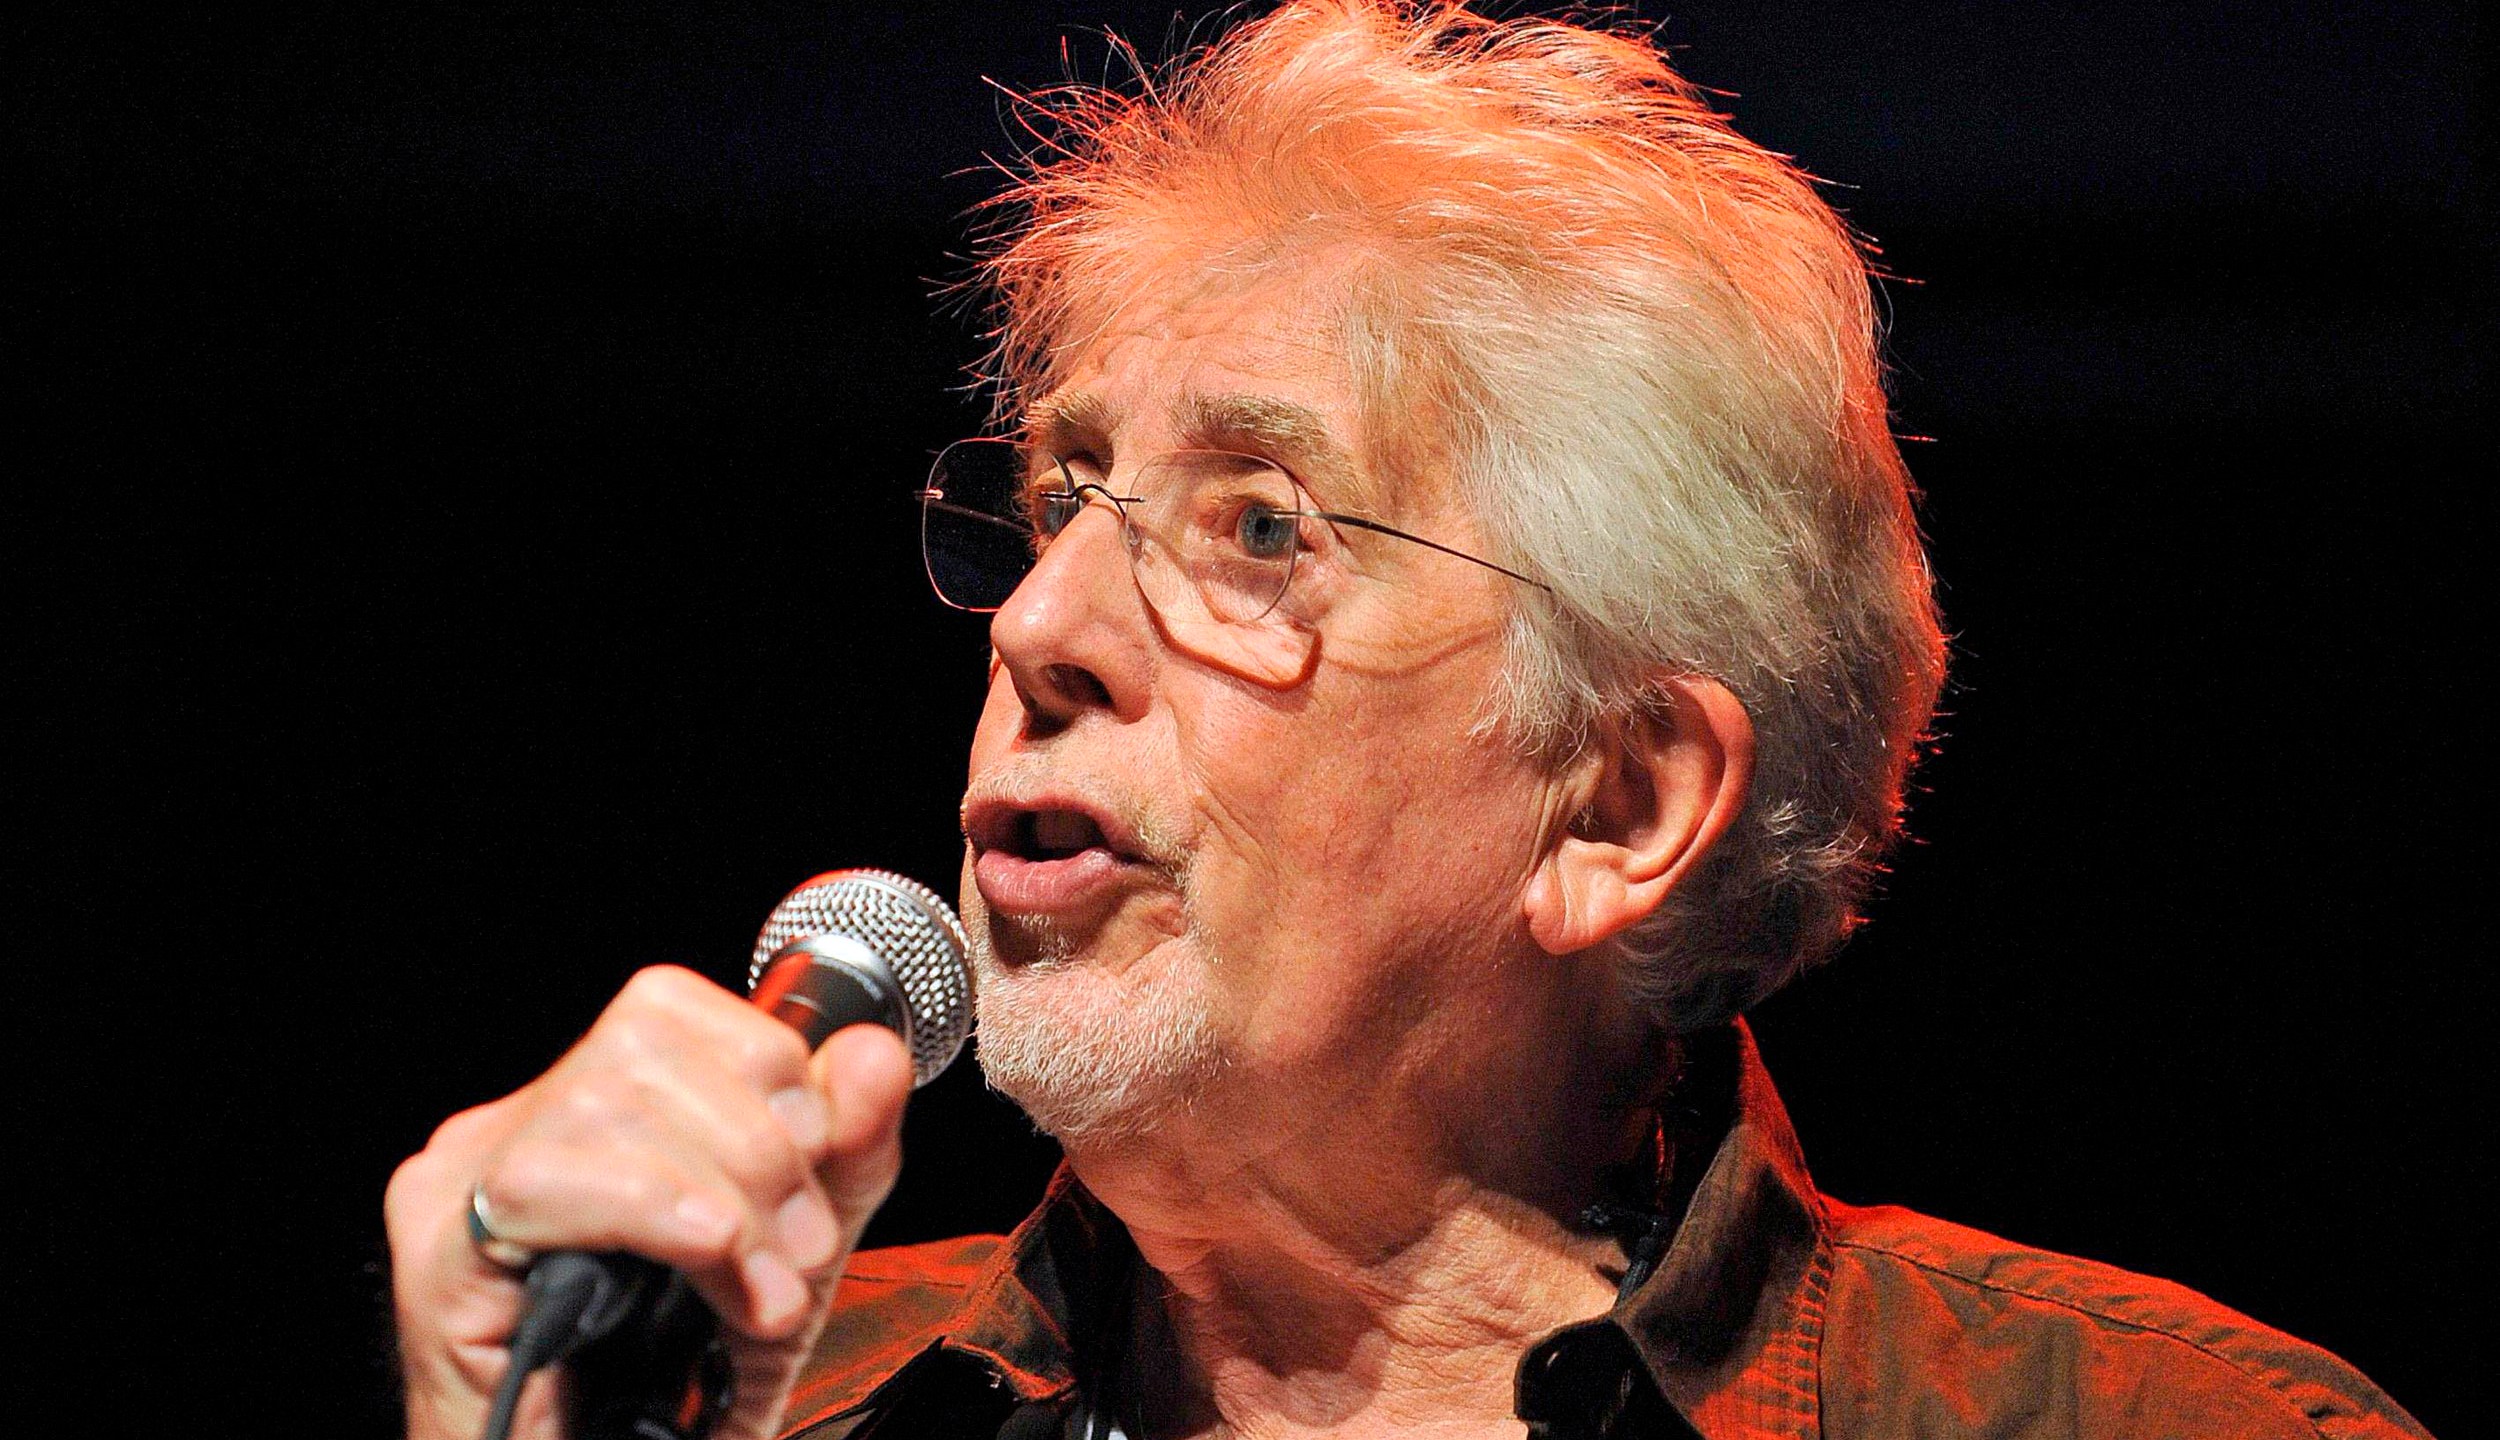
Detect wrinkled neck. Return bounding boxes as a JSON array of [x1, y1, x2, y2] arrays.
[[1064, 1023, 1684, 1440]]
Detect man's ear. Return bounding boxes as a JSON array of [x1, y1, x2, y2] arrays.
[[1522, 674, 1754, 956]]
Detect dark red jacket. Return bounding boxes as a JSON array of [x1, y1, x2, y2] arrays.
[[778, 1024, 2427, 1439]]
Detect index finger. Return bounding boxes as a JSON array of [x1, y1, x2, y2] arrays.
[[585, 965, 816, 1098]]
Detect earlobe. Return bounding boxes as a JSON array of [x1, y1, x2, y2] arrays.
[[1523, 674, 1755, 956]]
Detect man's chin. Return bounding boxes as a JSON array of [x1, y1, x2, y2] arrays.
[[969, 936, 1224, 1147]]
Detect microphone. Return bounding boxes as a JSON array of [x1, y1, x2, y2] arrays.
[[745, 869, 975, 1082], [480, 870, 975, 1440]]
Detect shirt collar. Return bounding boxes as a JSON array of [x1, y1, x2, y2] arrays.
[[1610, 1020, 1830, 1436], [945, 1164, 1123, 1403]]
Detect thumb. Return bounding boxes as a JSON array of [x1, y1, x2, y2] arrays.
[[808, 1024, 913, 1223]]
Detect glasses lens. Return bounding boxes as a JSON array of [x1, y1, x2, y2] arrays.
[[923, 440, 1049, 611], [1129, 452, 1300, 625], [919, 444, 1313, 680]]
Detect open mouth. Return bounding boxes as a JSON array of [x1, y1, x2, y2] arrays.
[[966, 796, 1159, 916], [1013, 808, 1112, 862], [969, 800, 1124, 861]]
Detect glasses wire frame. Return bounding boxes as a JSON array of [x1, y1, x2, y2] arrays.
[[918, 439, 1551, 627]]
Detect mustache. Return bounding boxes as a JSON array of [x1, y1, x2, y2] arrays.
[[958, 758, 1194, 886]]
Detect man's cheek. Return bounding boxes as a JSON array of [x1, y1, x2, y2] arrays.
[[969, 674, 1021, 763]]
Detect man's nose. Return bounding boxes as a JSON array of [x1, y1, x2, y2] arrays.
[[989, 496, 1155, 730]]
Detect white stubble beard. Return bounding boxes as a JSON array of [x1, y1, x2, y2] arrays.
[[964, 891, 1229, 1147]]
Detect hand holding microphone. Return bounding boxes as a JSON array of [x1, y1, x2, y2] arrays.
[[384, 872, 972, 1440]]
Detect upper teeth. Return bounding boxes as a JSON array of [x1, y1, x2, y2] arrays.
[[1032, 811, 1099, 852]]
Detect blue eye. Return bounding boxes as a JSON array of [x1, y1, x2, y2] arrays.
[[1235, 503, 1297, 560], [1035, 491, 1083, 537]]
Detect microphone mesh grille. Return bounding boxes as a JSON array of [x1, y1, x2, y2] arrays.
[[748, 869, 974, 1087]]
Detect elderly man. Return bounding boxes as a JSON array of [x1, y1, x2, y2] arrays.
[[386, 4, 2429, 1438]]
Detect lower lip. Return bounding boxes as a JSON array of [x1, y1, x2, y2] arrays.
[[974, 846, 1139, 915]]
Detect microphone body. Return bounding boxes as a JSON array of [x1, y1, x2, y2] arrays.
[[487, 871, 973, 1440], [752, 933, 908, 1047]]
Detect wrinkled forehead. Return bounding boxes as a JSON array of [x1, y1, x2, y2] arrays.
[[1011, 259, 1446, 522]]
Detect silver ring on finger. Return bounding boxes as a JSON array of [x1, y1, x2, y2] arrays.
[[466, 1182, 537, 1271]]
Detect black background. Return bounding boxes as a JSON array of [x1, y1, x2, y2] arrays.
[[15, 3, 2486, 1435]]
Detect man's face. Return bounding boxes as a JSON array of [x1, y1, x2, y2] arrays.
[[960, 278, 1567, 1148]]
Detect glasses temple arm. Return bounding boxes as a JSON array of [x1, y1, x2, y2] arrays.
[[922, 495, 1037, 536], [1294, 510, 1554, 593]]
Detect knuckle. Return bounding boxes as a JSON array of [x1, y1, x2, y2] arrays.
[[559, 1072, 627, 1125], [732, 1016, 810, 1071], [608, 1166, 664, 1215], [425, 1101, 503, 1155], [641, 1177, 742, 1260], [385, 1101, 510, 1236], [481, 1148, 558, 1212], [595, 1008, 668, 1063], [682, 1217, 743, 1265], [382, 1151, 441, 1236], [721, 1115, 799, 1187], [621, 963, 708, 1011]]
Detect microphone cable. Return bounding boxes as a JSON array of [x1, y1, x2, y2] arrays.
[[481, 1251, 668, 1440]]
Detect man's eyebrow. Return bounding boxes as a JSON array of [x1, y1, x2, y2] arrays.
[[1022, 391, 1120, 455], [1171, 391, 1375, 511]]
